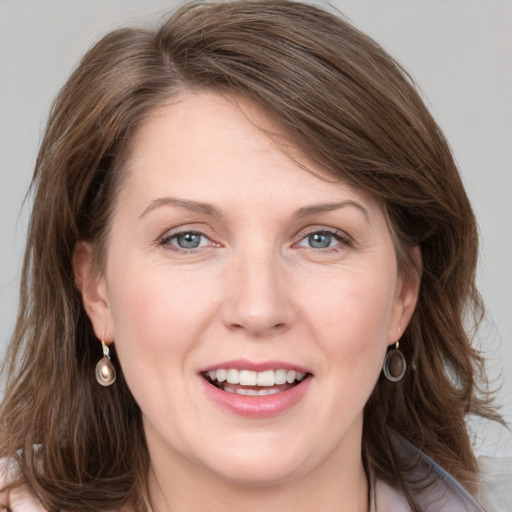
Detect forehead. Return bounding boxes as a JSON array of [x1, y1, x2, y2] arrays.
[[120, 91, 381, 218], [128, 92, 306, 177]]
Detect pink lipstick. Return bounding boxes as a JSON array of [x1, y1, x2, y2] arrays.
[[199, 360, 312, 417]]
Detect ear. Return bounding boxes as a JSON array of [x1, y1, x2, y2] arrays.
[[73, 241, 114, 342], [388, 246, 422, 345]]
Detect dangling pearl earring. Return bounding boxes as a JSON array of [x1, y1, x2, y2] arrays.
[[95, 340, 116, 386], [383, 340, 406, 382]]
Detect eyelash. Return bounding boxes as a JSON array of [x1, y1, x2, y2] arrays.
[[159, 229, 216, 253], [158, 227, 352, 253], [293, 228, 352, 252]]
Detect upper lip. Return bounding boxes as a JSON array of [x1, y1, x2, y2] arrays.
[[199, 359, 311, 374]]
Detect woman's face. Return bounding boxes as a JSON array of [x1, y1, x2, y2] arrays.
[[80, 92, 418, 486]]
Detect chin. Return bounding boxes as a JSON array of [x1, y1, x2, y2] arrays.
[[212, 461, 304, 488], [195, 438, 313, 487]]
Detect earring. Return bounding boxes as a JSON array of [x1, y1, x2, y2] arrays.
[[383, 341, 406, 382], [95, 340, 116, 386]]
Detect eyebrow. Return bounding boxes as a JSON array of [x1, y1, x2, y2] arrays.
[[140, 197, 222, 218], [140, 197, 369, 221], [293, 200, 369, 221]]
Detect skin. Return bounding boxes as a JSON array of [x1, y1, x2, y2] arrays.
[[75, 92, 420, 512]]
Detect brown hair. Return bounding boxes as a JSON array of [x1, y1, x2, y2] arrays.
[[0, 1, 501, 510]]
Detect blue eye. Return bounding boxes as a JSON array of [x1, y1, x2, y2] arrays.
[[308, 232, 333, 249], [297, 230, 347, 250], [162, 231, 210, 250]]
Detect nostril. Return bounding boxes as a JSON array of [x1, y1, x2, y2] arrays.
[[227, 320, 288, 336]]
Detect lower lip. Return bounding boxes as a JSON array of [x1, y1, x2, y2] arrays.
[[200, 376, 312, 418]]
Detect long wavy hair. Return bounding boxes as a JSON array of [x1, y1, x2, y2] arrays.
[[0, 1, 501, 510]]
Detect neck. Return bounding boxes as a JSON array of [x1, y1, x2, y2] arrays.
[[146, 430, 369, 512]]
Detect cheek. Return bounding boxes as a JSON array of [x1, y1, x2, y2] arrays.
[[105, 259, 219, 365], [306, 263, 396, 332], [301, 265, 397, 374], [104, 261, 222, 423]]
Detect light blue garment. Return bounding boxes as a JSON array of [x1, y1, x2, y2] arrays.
[[371, 430, 512, 511]]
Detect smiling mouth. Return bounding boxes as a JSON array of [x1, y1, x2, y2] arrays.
[[202, 368, 309, 396]]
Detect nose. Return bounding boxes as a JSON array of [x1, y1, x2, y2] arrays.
[[221, 248, 296, 338]]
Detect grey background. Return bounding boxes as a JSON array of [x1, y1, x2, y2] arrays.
[[1, 1, 511, 454]]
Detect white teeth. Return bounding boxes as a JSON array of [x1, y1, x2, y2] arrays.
[[239, 370, 257, 386], [286, 370, 296, 383], [274, 369, 287, 385], [226, 369, 239, 384], [257, 370, 275, 386], [207, 368, 307, 387], [224, 386, 286, 396]]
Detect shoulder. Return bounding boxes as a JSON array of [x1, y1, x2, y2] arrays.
[[1, 457, 134, 512], [375, 478, 411, 512], [0, 457, 46, 512], [381, 431, 512, 512]]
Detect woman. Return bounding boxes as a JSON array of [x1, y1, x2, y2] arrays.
[[0, 1, 508, 510]]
